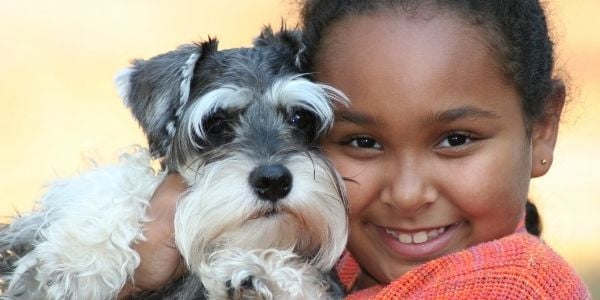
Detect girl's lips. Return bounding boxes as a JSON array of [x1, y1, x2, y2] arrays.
[[377, 222, 463, 259]]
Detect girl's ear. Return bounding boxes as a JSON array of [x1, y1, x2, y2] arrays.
[[531, 80, 566, 178]]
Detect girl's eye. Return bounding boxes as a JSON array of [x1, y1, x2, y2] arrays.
[[438, 132, 473, 148], [347, 136, 383, 150]]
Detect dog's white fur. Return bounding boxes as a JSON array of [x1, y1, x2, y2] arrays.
[[8, 149, 163, 299], [6, 146, 346, 299], [3, 83, 348, 299], [175, 153, 346, 271], [202, 248, 329, 299], [2, 32, 349, 300]]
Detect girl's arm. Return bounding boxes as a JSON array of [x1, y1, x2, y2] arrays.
[[118, 174, 188, 298]]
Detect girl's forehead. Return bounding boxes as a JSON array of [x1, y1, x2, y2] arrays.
[[324, 10, 486, 54], [319, 9, 515, 87], [317, 11, 522, 128], [318, 13, 507, 90]]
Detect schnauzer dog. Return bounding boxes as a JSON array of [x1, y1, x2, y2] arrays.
[[0, 27, 349, 299]]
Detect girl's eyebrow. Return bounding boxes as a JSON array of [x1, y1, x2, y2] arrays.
[[335, 111, 378, 125], [334, 106, 498, 126], [429, 105, 500, 124]]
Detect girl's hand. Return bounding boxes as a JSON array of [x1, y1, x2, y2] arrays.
[[119, 173, 188, 298]]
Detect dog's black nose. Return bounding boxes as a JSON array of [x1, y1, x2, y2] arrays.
[[249, 164, 293, 202]]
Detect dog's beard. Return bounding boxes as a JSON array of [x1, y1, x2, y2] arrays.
[[174, 152, 347, 275]]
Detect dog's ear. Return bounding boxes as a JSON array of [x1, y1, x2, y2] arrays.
[[115, 39, 218, 158], [254, 25, 304, 69]]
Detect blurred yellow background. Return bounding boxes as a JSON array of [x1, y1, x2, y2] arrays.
[[0, 0, 598, 296]]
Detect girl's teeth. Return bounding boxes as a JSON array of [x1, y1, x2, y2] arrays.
[[386, 226, 448, 244], [427, 229, 439, 238], [412, 231, 428, 244], [398, 233, 412, 244]]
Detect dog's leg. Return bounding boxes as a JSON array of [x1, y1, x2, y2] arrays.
[[1, 215, 41, 295], [1, 149, 164, 299], [126, 275, 208, 300], [199, 248, 335, 300]]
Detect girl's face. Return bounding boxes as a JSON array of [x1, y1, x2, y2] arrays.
[[318, 13, 551, 287]]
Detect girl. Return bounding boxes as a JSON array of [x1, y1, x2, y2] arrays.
[[122, 0, 591, 298], [300, 0, 589, 298]]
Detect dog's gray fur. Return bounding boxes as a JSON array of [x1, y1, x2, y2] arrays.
[[124, 29, 306, 166], [0, 27, 348, 299]]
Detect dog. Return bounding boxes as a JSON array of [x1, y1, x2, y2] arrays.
[[0, 27, 349, 299]]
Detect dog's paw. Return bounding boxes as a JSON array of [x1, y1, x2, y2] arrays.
[[200, 248, 332, 299], [226, 276, 259, 299]]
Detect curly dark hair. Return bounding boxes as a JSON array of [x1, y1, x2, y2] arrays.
[[299, 0, 562, 236]]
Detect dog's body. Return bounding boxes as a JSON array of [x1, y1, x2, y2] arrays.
[[0, 28, 348, 299]]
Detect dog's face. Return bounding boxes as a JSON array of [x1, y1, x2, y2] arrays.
[[116, 28, 348, 273]]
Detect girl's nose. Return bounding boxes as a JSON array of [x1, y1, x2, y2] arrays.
[[379, 158, 437, 213]]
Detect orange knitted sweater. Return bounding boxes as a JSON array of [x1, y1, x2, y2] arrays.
[[336, 232, 591, 299]]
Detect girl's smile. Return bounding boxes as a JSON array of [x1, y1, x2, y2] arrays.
[[316, 11, 546, 288], [378, 221, 464, 259]]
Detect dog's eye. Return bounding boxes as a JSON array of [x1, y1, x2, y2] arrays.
[[202, 110, 233, 144], [288, 108, 317, 142], [205, 117, 229, 135]]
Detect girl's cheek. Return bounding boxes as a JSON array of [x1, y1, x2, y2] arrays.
[[442, 144, 527, 223], [348, 164, 383, 213]]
